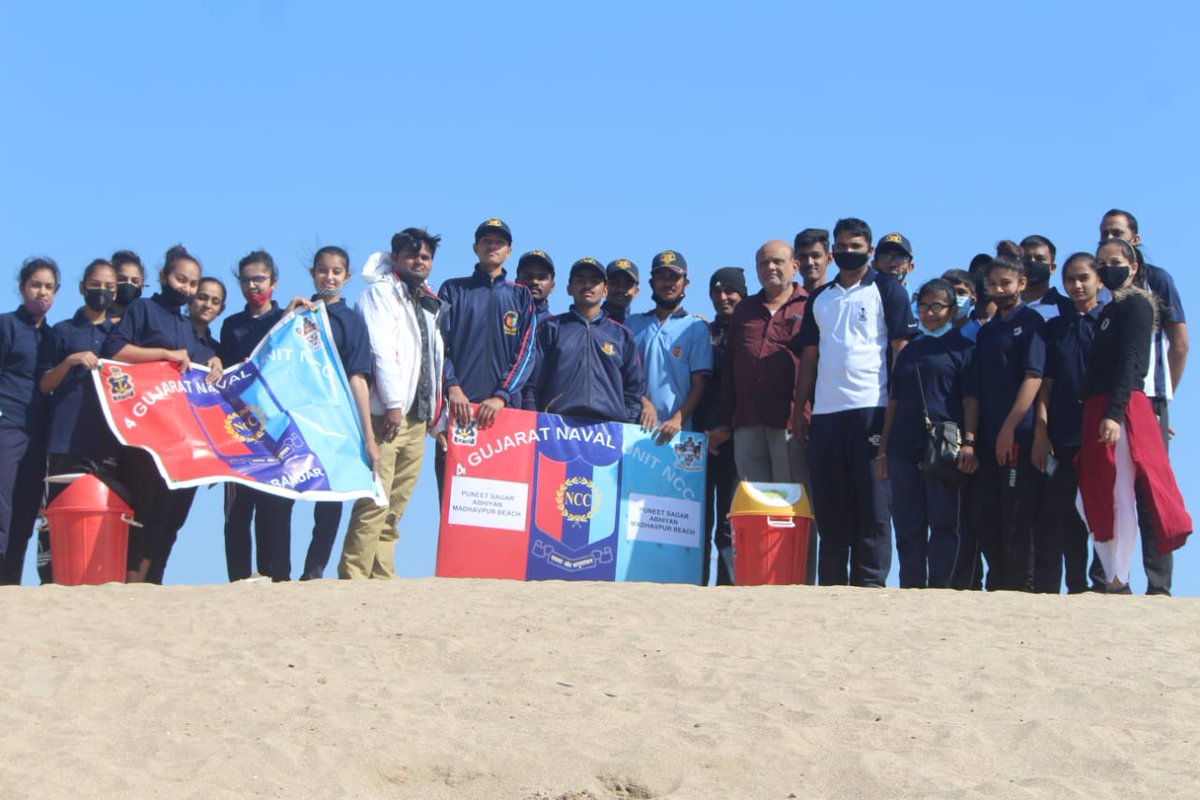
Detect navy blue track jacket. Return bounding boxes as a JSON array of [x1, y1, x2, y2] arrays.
[[438, 266, 536, 405], [531, 308, 645, 423]]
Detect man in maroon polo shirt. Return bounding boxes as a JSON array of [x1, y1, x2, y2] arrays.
[[707, 239, 817, 583]]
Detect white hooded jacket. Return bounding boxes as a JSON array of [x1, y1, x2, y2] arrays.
[[356, 252, 446, 426]]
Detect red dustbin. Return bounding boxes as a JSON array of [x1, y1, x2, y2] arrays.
[[728, 481, 814, 585], [44, 474, 134, 585]]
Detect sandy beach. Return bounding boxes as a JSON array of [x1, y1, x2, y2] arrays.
[[0, 578, 1195, 799]]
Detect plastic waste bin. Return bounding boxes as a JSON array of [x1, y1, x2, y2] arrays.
[[45, 474, 134, 585], [728, 481, 813, 586]]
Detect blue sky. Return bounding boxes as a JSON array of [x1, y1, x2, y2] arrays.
[[3, 1, 1198, 592]]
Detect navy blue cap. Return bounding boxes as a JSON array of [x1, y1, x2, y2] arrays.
[[475, 217, 512, 244], [876, 232, 912, 258], [569, 257, 606, 281], [606, 258, 640, 282], [651, 249, 688, 275], [517, 249, 555, 276]]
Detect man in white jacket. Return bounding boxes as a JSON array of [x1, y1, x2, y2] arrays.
[[339, 228, 446, 579]]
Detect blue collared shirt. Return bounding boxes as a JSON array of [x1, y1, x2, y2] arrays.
[[322, 298, 372, 379], [46, 307, 119, 458], [1043, 303, 1102, 449], [966, 302, 1046, 450], [219, 302, 284, 365], [102, 294, 216, 363], [627, 307, 712, 429], [0, 306, 56, 435]]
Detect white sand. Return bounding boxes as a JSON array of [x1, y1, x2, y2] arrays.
[[0, 579, 1195, 799]]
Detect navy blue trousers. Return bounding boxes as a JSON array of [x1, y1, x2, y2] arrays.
[[1033, 446, 1090, 594], [888, 458, 960, 588], [965, 449, 1037, 592], [224, 484, 294, 582], [702, 442, 736, 586], [807, 408, 892, 587], [302, 501, 344, 580], [0, 423, 45, 584]]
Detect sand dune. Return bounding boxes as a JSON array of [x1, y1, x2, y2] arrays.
[[0, 579, 1195, 799]]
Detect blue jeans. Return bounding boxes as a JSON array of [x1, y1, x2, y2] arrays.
[[888, 458, 961, 588]]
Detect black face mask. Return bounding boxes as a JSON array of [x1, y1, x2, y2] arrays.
[[833, 252, 870, 272], [159, 284, 193, 308], [115, 283, 142, 307], [1097, 265, 1131, 292], [84, 288, 114, 313], [1023, 260, 1051, 285]]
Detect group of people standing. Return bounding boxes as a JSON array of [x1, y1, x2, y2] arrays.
[[0, 210, 1190, 591]]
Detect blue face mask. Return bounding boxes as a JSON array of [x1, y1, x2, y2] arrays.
[[955, 294, 973, 320], [920, 320, 953, 338]]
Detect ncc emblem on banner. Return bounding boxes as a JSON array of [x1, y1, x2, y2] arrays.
[[106, 367, 135, 402], [299, 317, 321, 350], [502, 310, 519, 336], [556, 476, 598, 523], [673, 434, 704, 471], [453, 419, 478, 446], [225, 406, 267, 443]]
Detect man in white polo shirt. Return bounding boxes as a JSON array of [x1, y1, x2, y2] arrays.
[[792, 217, 917, 586]]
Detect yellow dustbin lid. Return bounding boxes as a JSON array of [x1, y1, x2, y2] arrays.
[[729, 481, 813, 519]]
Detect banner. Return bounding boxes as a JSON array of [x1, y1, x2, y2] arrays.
[[436, 408, 707, 583], [94, 304, 384, 504]]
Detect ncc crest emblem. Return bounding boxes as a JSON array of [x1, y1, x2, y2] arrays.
[[502, 310, 519, 336], [556, 476, 598, 523], [453, 418, 478, 446], [673, 434, 704, 471], [106, 367, 135, 402], [299, 317, 321, 351], [225, 406, 267, 443], [601, 341, 616, 356]]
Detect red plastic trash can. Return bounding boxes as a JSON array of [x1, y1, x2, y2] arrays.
[[729, 482, 814, 586], [45, 474, 133, 586]]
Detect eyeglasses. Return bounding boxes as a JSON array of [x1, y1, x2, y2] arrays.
[[876, 250, 911, 264], [239, 275, 269, 286], [917, 302, 951, 314]]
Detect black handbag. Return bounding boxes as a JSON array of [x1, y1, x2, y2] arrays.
[[915, 365, 964, 487]]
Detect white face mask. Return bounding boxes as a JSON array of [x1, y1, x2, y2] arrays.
[[919, 320, 953, 338], [955, 294, 973, 320]]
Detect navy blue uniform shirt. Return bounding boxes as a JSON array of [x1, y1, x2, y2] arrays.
[[1029, 287, 1074, 321], [102, 294, 216, 363], [323, 298, 372, 379], [1042, 304, 1101, 449], [966, 303, 1046, 450], [219, 302, 284, 365], [0, 306, 56, 435], [46, 308, 119, 458], [531, 308, 645, 423], [438, 266, 536, 405], [887, 329, 974, 462]]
